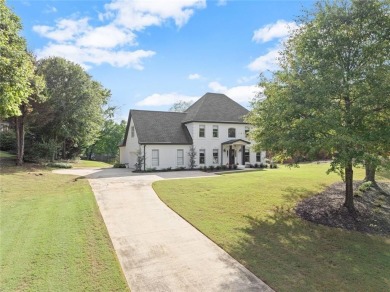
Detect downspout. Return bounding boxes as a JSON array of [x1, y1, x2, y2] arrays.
[[143, 144, 146, 172], [221, 144, 223, 166]]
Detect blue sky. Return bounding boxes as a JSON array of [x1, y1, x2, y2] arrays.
[[10, 0, 314, 121]]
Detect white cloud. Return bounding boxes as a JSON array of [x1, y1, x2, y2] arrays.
[[247, 48, 280, 72], [252, 20, 298, 43], [36, 44, 155, 70], [33, 18, 90, 43], [103, 0, 206, 30], [208, 81, 260, 103], [188, 73, 201, 80], [237, 74, 258, 84], [32, 0, 205, 69], [44, 5, 57, 14], [217, 0, 227, 6], [76, 25, 136, 48], [136, 93, 198, 106]]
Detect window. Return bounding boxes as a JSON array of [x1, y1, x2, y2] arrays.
[[256, 152, 261, 162], [213, 125, 218, 138], [199, 125, 205, 138], [131, 126, 135, 138], [152, 150, 159, 166], [199, 149, 205, 164], [177, 149, 184, 166], [228, 128, 236, 138], [244, 148, 250, 163], [245, 126, 250, 138], [213, 149, 218, 164]]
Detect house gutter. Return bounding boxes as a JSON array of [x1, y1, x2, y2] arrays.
[[143, 144, 146, 172]]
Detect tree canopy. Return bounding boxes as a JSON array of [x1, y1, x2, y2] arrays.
[[34, 57, 111, 159], [247, 0, 390, 212], [0, 1, 35, 118], [169, 100, 193, 112]]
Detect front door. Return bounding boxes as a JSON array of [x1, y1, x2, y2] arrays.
[[229, 146, 235, 165]]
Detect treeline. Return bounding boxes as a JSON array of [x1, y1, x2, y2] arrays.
[[0, 2, 124, 165]]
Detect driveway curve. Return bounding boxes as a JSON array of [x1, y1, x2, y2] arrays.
[[54, 168, 273, 292]]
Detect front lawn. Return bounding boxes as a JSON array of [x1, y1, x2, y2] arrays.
[[72, 159, 113, 168], [153, 163, 390, 291], [0, 166, 128, 291]]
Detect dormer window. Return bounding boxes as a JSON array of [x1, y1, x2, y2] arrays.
[[228, 128, 236, 138], [199, 125, 205, 138]]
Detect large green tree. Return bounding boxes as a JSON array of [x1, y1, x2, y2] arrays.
[[248, 0, 390, 213], [35, 57, 111, 159], [0, 0, 35, 118]]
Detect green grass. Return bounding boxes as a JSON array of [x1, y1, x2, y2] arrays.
[[0, 150, 15, 159], [0, 166, 128, 291], [72, 159, 113, 168], [153, 163, 390, 291]]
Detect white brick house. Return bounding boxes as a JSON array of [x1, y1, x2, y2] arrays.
[[119, 93, 265, 170]]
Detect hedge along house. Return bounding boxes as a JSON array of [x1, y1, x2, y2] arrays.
[[119, 93, 266, 170]]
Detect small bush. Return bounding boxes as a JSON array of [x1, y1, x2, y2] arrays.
[[113, 163, 126, 168], [146, 167, 156, 172], [359, 181, 372, 192], [47, 162, 73, 169], [233, 164, 238, 170], [209, 165, 215, 171], [221, 165, 227, 170], [254, 163, 258, 168], [0, 130, 16, 151], [215, 165, 221, 170]]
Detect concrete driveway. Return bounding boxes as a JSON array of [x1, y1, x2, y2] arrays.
[[54, 168, 273, 292]]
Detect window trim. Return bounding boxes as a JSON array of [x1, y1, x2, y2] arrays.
[[212, 125, 219, 138], [245, 126, 250, 138], [177, 149, 184, 166], [199, 149, 205, 164], [244, 148, 250, 163], [213, 149, 218, 164], [199, 125, 205, 138], [256, 152, 261, 162], [152, 149, 159, 166], [228, 127, 236, 138]]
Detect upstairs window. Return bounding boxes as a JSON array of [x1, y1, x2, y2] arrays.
[[199, 149, 205, 164], [213, 125, 218, 138], [131, 126, 135, 138], [228, 128, 236, 138], [199, 125, 205, 138], [245, 126, 250, 138]]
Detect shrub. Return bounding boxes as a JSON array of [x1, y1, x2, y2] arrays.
[[113, 163, 126, 168], [254, 163, 258, 168], [167, 167, 172, 171], [215, 165, 221, 171], [208, 165, 215, 171], [221, 165, 227, 170], [146, 167, 156, 172], [0, 130, 16, 151], [47, 162, 73, 169], [359, 181, 372, 192], [228, 164, 232, 170], [233, 164, 238, 170]]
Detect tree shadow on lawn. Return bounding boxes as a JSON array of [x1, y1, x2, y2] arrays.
[[229, 208, 390, 291]]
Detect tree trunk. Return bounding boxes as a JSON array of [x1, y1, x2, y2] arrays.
[[15, 116, 25, 166], [364, 161, 378, 187], [343, 161, 355, 213]]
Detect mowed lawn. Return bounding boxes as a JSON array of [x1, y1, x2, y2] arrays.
[[153, 163, 390, 291], [0, 166, 128, 291], [72, 160, 113, 168]]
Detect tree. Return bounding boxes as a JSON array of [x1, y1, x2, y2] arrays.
[[35, 57, 111, 159], [187, 145, 197, 169], [169, 100, 193, 112], [0, 1, 35, 119], [14, 55, 46, 165], [247, 0, 390, 213]]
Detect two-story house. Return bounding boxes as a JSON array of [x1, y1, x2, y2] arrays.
[[119, 92, 265, 170]]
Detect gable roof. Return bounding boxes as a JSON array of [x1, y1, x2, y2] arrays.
[[120, 93, 250, 146], [127, 110, 193, 145], [182, 92, 249, 124]]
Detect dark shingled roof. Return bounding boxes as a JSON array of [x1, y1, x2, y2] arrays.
[[120, 93, 250, 146], [130, 110, 193, 144], [182, 92, 249, 123]]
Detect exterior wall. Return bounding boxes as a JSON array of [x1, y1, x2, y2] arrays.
[[120, 118, 141, 168], [185, 122, 265, 167], [143, 144, 191, 170]]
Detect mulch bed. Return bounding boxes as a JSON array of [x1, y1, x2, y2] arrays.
[[296, 181, 390, 236]]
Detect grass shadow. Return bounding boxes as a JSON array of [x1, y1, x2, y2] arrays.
[[228, 208, 390, 291]]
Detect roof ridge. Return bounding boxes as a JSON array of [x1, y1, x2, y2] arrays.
[[131, 109, 186, 114]]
